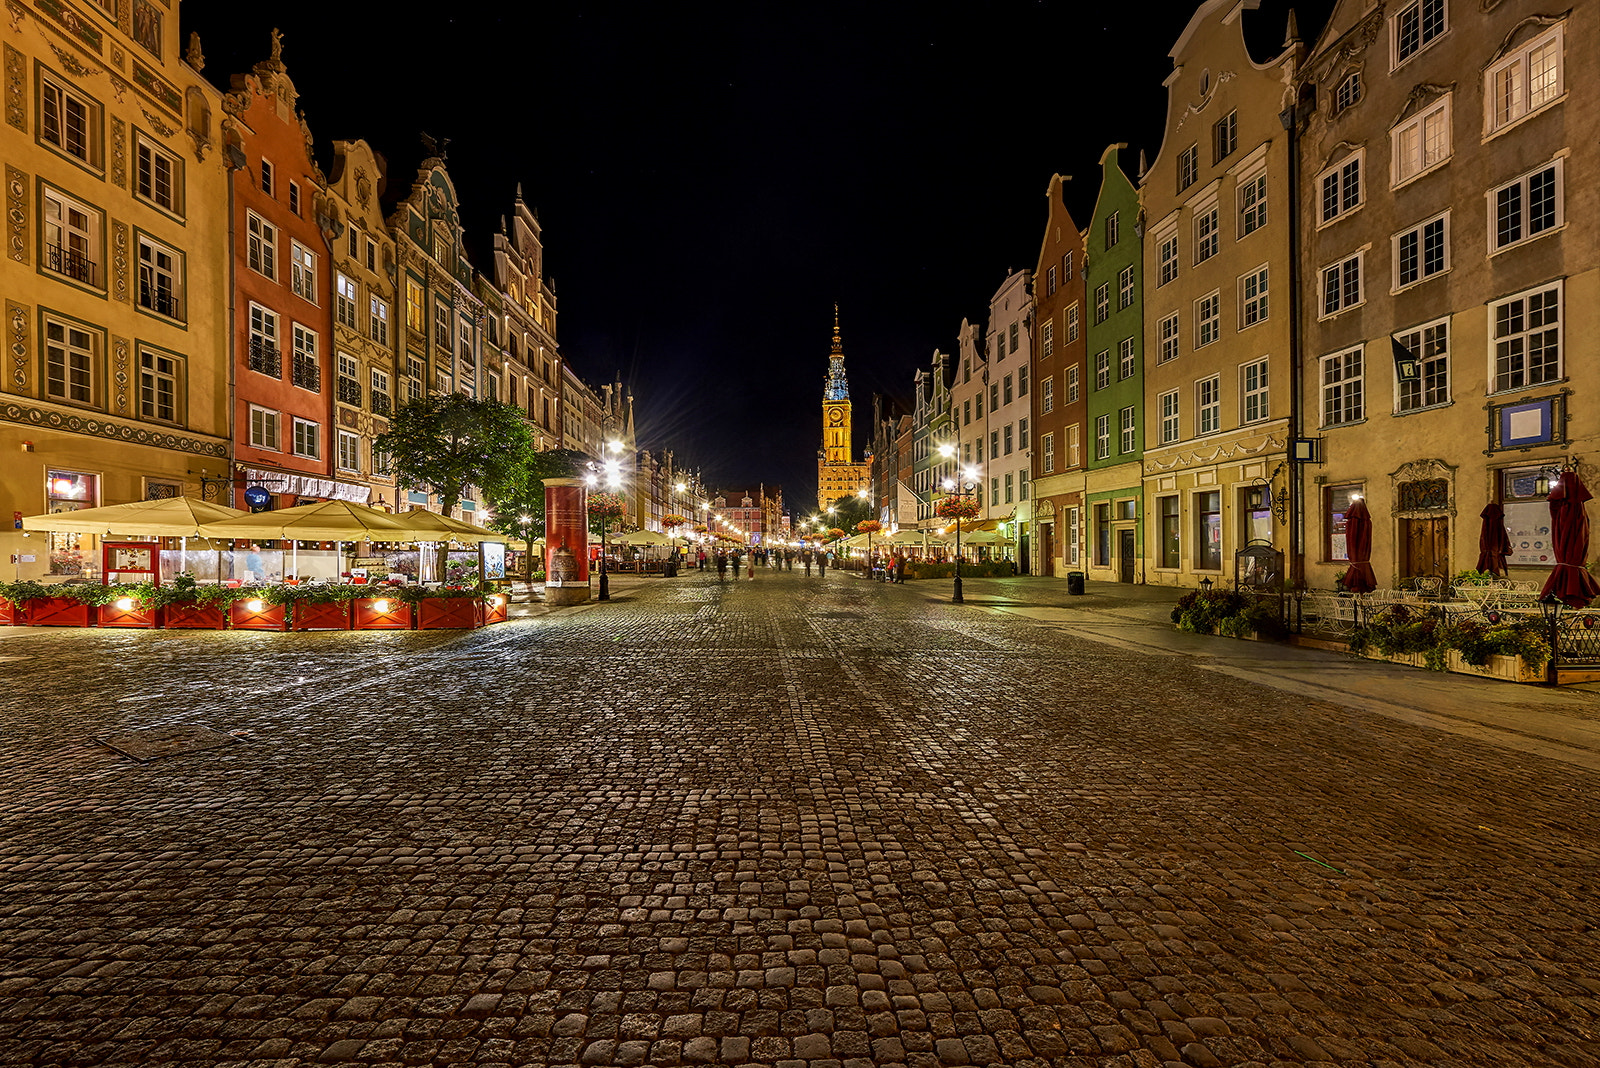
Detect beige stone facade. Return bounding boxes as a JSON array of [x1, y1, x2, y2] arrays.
[[491, 190, 564, 452]]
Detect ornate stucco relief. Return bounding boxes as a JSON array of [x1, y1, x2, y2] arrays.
[[5, 164, 26, 264], [6, 300, 27, 389], [110, 220, 128, 303], [111, 335, 129, 414], [110, 115, 126, 186], [0, 400, 228, 455], [3, 43, 22, 131]]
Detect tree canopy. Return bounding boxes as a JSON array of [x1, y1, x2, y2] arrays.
[[822, 494, 874, 531], [373, 394, 535, 516], [482, 448, 586, 543]]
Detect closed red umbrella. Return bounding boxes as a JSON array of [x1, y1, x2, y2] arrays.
[[1475, 502, 1511, 576], [1341, 497, 1378, 593], [1540, 470, 1600, 607]]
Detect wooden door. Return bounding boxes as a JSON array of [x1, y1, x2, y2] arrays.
[[1118, 528, 1136, 583], [1039, 524, 1055, 577], [1403, 517, 1449, 579]]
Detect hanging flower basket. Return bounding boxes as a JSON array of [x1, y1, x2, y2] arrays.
[[692, 523, 709, 534], [857, 520, 883, 535], [934, 495, 981, 520], [662, 513, 689, 528], [587, 492, 627, 520]]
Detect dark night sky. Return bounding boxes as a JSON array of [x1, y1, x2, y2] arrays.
[[187, 1, 1330, 508]]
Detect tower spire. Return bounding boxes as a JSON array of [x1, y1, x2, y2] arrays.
[[824, 306, 849, 401]]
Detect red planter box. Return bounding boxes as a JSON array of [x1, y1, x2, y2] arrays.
[[415, 596, 484, 630], [26, 597, 94, 627], [228, 599, 288, 631], [352, 597, 413, 630], [289, 600, 353, 631], [97, 602, 163, 628], [0, 597, 16, 626], [164, 602, 228, 629], [484, 596, 508, 625]]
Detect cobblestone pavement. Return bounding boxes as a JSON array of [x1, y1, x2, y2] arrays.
[[2, 570, 1598, 1068]]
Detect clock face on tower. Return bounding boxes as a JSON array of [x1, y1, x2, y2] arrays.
[[828, 406, 845, 426]]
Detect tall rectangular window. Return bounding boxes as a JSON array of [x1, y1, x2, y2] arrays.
[[1197, 376, 1221, 435], [1040, 318, 1054, 359], [1158, 312, 1179, 364], [1046, 265, 1057, 296], [1196, 491, 1222, 570], [990, 383, 1000, 411], [1177, 144, 1198, 191], [335, 274, 359, 328], [1042, 377, 1054, 414], [337, 430, 360, 472], [1394, 212, 1449, 289], [1212, 110, 1237, 163], [246, 213, 276, 279], [135, 138, 181, 214], [1066, 304, 1079, 343], [292, 418, 320, 459], [1095, 414, 1110, 460], [1319, 154, 1363, 224], [1395, 319, 1449, 412], [1018, 366, 1029, 397], [1325, 484, 1361, 561], [1321, 348, 1364, 426], [1194, 203, 1220, 262], [371, 368, 391, 415], [1321, 254, 1363, 316], [1159, 496, 1180, 568], [1239, 266, 1268, 327], [1391, 96, 1451, 184], [1067, 424, 1081, 468], [1118, 337, 1136, 380], [1491, 283, 1561, 392], [291, 242, 317, 302], [1009, 321, 1019, 353], [406, 278, 424, 331], [1003, 374, 1014, 405], [43, 317, 96, 404], [1041, 432, 1055, 473], [1159, 389, 1179, 444], [136, 235, 182, 319], [1195, 292, 1220, 347], [1392, 0, 1446, 66], [138, 348, 180, 423], [1492, 160, 1562, 252], [1241, 358, 1269, 424], [1238, 171, 1267, 236], [1119, 406, 1136, 454], [370, 297, 390, 345], [1094, 283, 1109, 324], [42, 187, 101, 287], [291, 324, 320, 391], [1003, 423, 1013, 455], [260, 159, 274, 196], [248, 305, 280, 376], [1095, 350, 1110, 390], [249, 405, 280, 450], [1019, 417, 1029, 448], [1004, 472, 1014, 504], [1488, 24, 1564, 132], [1062, 251, 1073, 280], [990, 430, 999, 460], [288, 182, 301, 217], [1105, 211, 1120, 248], [1066, 365, 1080, 403], [40, 75, 98, 164], [1118, 265, 1135, 309], [1157, 229, 1179, 287]]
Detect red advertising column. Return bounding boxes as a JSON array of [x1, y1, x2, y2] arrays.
[[542, 477, 591, 605]]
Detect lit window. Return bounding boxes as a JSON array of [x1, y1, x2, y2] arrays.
[[1487, 24, 1564, 133], [1491, 282, 1561, 393], [291, 241, 317, 302], [40, 74, 99, 165], [1391, 96, 1451, 184], [1238, 172, 1267, 236], [42, 186, 102, 287], [1241, 359, 1269, 424], [1394, 319, 1450, 413], [1318, 153, 1363, 224], [335, 274, 359, 329], [247, 213, 276, 279]]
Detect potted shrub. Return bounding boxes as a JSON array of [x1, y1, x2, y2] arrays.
[[228, 588, 288, 631], [162, 576, 234, 629], [17, 581, 101, 627], [96, 582, 167, 629]]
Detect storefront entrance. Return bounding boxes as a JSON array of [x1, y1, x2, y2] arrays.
[[1403, 516, 1449, 580], [1118, 528, 1136, 583]]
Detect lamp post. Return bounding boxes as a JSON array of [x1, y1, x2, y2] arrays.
[[1539, 594, 1562, 684], [588, 442, 626, 601], [936, 444, 979, 605]]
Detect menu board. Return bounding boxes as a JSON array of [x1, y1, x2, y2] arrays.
[[1503, 501, 1553, 566]]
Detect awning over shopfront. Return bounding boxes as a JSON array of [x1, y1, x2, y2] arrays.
[[197, 500, 413, 542], [240, 467, 372, 504], [22, 497, 248, 537], [390, 510, 504, 545]]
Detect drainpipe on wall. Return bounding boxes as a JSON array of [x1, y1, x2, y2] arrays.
[[1280, 88, 1310, 591]]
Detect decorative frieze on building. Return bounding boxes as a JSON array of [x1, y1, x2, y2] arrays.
[[0, 401, 228, 456], [111, 335, 129, 414], [110, 116, 126, 186], [7, 299, 27, 388], [3, 43, 23, 131], [5, 164, 25, 263], [110, 220, 128, 303]]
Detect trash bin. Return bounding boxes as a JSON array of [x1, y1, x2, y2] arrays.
[[1067, 571, 1085, 596]]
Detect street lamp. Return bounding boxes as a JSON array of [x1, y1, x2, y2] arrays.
[[936, 444, 980, 604], [588, 458, 625, 602]]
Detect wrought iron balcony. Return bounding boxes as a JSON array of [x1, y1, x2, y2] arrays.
[[139, 285, 180, 318], [337, 377, 362, 406], [371, 391, 391, 416], [45, 244, 98, 286], [291, 354, 321, 391], [247, 337, 281, 377]]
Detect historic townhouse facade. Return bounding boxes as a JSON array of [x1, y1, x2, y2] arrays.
[[1030, 174, 1088, 577], [1083, 145, 1146, 583], [948, 320, 986, 517], [492, 188, 564, 452], [323, 138, 398, 509], [1, 0, 228, 579], [1297, 0, 1598, 589], [983, 270, 1034, 567], [561, 363, 603, 458], [1141, 0, 1301, 589], [224, 35, 339, 510]]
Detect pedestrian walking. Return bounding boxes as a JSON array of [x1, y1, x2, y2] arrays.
[[747, 553, 755, 579], [803, 551, 812, 576], [817, 552, 827, 578], [716, 552, 727, 578], [697, 549, 706, 571], [895, 553, 908, 584]]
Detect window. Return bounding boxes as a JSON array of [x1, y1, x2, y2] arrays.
[[291, 241, 317, 302], [404, 278, 424, 333], [1321, 347, 1364, 426], [1335, 73, 1362, 113], [40, 74, 98, 165], [408, 357, 424, 403], [1320, 254, 1363, 317], [291, 324, 320, 391], [1062, 251, 1073, 280], [288, 181, 301, 216], [337, 430, 360, 472], [135, 137, 181, 214], [1159, 389, 1180, 444], [1239, 266, 1268, 328], [1394, 212, 1449, 289], [1066, 365, 1080, 403], [1105, 211, 1120, 248], [1177, 144, 1198, 192], [249, 405, 280, 451], [1118, 265, 1134, 309], [248, 305, 280, 376], [292, 418, 320, 459], [990, 478, 999, 504], [1004, 472, 1014, 504], [1391, 96, 1450, 184], [370, 297, 390, 345], [1212, 110, 1237, 163], [337, 351, 361, 406], [1395, 319, 1449, 412], [1119, 407, 1137, 454], [1009, 321, 1019, 354], [1003, 375, 1014, 405], [1095, 502, 1111, 566], [990, 430, 1000, 460], [137, 349, 179, 423], [1156, 228, 1179, 288], [136, 234, 182, 319], [1066, 304, 1080, 343], [990, 383, 1000, 411], [1324, 484, 1361, 561], [1046, 265, 1057, 296], [1041, 432, 1055, 473], [1492, 160, 1562, 252], [1487, 24, 1564, 133], [1019, 418, 1029, 448], [371, 368, 391, 415], [976, 391, 985, 420], [1095, 414, 1110, 460], [1159, 496, 1180, 568], [1491, 283, 1561, 392], [42, 187, 101, 287], [1003, 423, 1013, 455], [1042, 377, 1053, 414], [366, 238, 377, 273], [434, 300, 451, 348], [348, 226, 360, 258], [1238, 172, 1267, 236], [1197, 376, 1221, 435], [1095, 350, 1110, 390], [43, 316, 95, 404], [1196, 491, 1222, 570], [1319, 153, 1363, 224], [1041, 318, 1054, 359], [1241, 358, 1269, 424], [1158, 313, 1179, 364], [1195, 292, 1220, 347], [1392, 0, 1446, 66], [1019, 367, 1029, 397], [1094, 283, 1109, 324], [1067, 425, 1081, 468], [246, 213, 276, 280], [1118, 337, 1136, 380], [1067, 505, 1081, 566], [963, 398, 971, 426], [1194, 202, 1219, 262], [260, 159, 274, 197], [335, 274, 358, 328]]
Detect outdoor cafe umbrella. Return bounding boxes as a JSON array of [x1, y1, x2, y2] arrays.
[[388, 509, 503, 545], [197, 499, 418, 582], [1540, 469, 1600, 608], [1340, 497, 1378, 593], [615, 529, 674, 546], [1475, 502, 1512, 577], [21, 496, 246, 537]]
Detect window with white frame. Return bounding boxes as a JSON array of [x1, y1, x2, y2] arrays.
[[990, 430, 1000, 460], [1392, 95, 1450, 185], [39, 73, 99, 165], [366, 238, 378, 273], [1157, 312, 1179, 364], [1095, 414, 1110, 459], [1004, 374, 1014, 405], [1066, 303, 1080, 343], [1239, 266, 1268, 328], [292, 324, 319, 391], [1194, 201, 1220, 262], [1094, 283, 1109, 324], [370, 297, 389, 345], [1003, 423, 1013, 455], [1156, 227, 1179, 287], [1394, 212, 1449, 289], [1004, 472, 1015, 503], [1318, 153, 1363, 224], [1066, 424, 1081, 468], [138, 348, 180, 423], [1066, 365, 1080, 403], [42, 186, 101, 287], [1159, 389, 1179, 444], [1487, 24, 1564, 133], [1336, 72, 1362, 113], [43, 316, 96, 404], [1062, 250, 1073, 280], [290, 242, 316, 301], [1321, 253, 1363, 316], [1019, 417, 1029, 448], [1118, 265, 1135, 309], [1321, 347, 1364, 426], [1118, 337, 1136, 380], [1046, 265, 1057, 296], [1009, 321, 1019, 354], [371, 368, 390, 413], [246, 213, 276, 279], [1213, 110, 1237, 164], [292, 418, 320, 459], [1195, 292, 1220, 347], [335, 274, 358, 328], [1241, 358, 1269, 424], [1177, 144, 1198, 191], [1492, 159, 1562, 252], [1095, 350, 1110, 389], [1395, 319, 1450, 412], [249, 405, 280, 450], [135, 136, 182, 214], [990, 383, 999, 411], [1238, 170, 1267, 236], [1040, 318, 1054, 359], [1041, 432, 1055, 473], [407, 357, 423, 403], [337, 430, 360, 472], [248, 305, 279, 375], [1106, 211, 1120, 248], [1392, 0, 1447, 67], [1119, 406, 1137, 454], [1197, 376, 1221, 435], [1067, 504, 1081, 565], [136, 234, 182, 319], [1042, 377, 1054, 414], [1491, 282, 1561, 392]]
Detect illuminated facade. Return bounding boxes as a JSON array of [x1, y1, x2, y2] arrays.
[[1031, 174, 1088, 577], [816, 307, 870, 513], [491, 188, 564, 452]]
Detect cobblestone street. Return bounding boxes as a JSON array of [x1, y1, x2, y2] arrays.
[[2, 570, 1598, 1068]]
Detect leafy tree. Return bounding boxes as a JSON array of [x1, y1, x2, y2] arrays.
[[483, 448, 586, 580], [824, 494, 874, 531]]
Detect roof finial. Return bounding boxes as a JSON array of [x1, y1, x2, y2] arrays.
[[515, 182, 525, 202], [1284, 8, 1301, 46], [831, 304, 842, 356]]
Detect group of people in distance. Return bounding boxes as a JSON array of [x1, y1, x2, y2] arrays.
[[690, 546, 908, 583]]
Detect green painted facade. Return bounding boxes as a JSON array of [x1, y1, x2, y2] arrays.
[[1084, 145, 1143, 476]]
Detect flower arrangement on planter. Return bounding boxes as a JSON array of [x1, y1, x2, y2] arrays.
[[662, 514, 689, 529], [934, 496, 981, 521], [1348, 603, 1550, 674], [1171, 589, 1287, 640]]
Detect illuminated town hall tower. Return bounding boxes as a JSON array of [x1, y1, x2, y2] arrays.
[[816, 307, 871, 515]]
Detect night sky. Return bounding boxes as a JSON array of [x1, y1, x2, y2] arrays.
[[187, 1, 1330, 508]]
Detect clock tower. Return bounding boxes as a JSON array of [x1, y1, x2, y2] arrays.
[[817, 306, 871, 515]]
